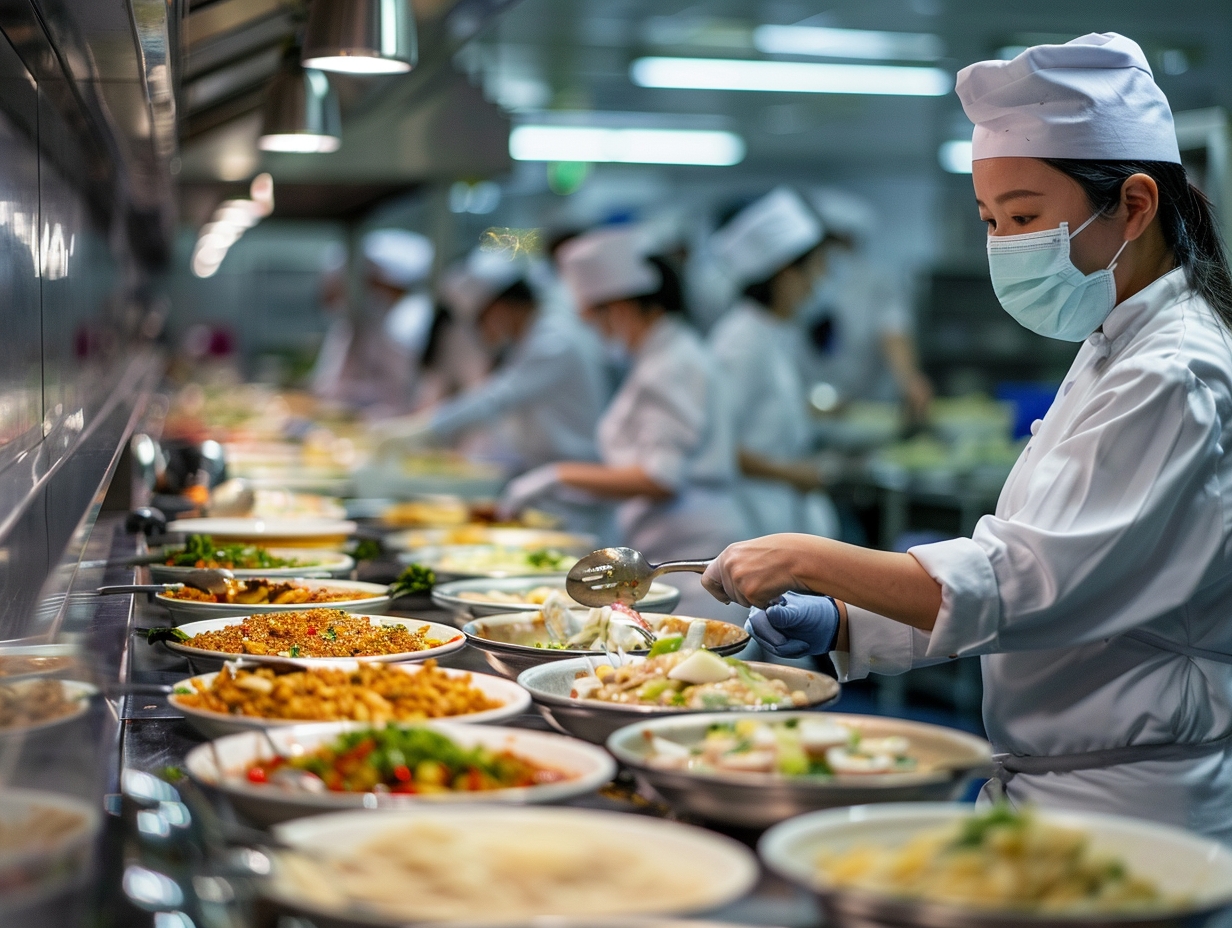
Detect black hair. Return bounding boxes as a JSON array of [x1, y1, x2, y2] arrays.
[[742, 245, 818, 307], [632, 255, 684, 315], [490, 279, 535, 306], [1043, 158, 1232, 331]]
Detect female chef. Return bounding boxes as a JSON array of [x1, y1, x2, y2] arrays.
[[701, 33, 1232, 840], [502, 225, 750, 619], [708, 187, 839, 538]]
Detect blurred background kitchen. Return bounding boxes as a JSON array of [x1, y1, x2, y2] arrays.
[[0, 2, 1229, 921]]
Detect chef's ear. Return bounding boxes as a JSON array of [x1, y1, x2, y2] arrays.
[[1120, 173, 1160, 242]]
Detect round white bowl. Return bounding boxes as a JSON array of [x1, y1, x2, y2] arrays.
[[150, 548, 354, 582], [433, 576, 682, 617], [518, 655, 840, 744], [156, 578, 392, 625], [186, 720, 617, 825], [759, 802, 1232, 928], [167, 518, 357, 547], [0, 680, 97, 737], [169, 661, 530, 738], [161, 613, 466, 672], [608, 712, 993, 829], [464, 611, 750, 679], [264, 805, 759, 925]]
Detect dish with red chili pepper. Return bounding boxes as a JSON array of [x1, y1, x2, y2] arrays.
[[245, 724, 569, 794]]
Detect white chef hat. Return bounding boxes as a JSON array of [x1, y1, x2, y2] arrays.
[[957, 33, 1181, 164], [439, 249, 532, 323], [557, 225, 661, 310], [362, 228, 435, 288], [709, 187, 823, 288], [808, 188, 878, 244]]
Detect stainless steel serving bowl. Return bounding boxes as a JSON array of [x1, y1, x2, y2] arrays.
[[517, 655, 840, 744], [463, 612, 750, 679], [432, 576, 682, 618], [759, 803, 1232, 928], [607, 712, 993, 830]]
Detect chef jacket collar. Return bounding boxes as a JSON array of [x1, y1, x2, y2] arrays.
[[1088, 266, 1188, 361], [635, 313, 676, 360]]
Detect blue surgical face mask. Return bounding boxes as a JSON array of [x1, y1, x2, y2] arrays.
[[987, 212, 1129, 342]]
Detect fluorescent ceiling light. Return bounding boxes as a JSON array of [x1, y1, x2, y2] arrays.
[[631, 57, 953, 96], [258, 133, 342, 153], [939, 139, 973, 173], [509, 125, 745, 166], [753, 25, 944, 61], [301, 54, 411, 74]]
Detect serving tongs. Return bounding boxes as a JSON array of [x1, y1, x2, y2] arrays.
[[567, 547, 713, 607]]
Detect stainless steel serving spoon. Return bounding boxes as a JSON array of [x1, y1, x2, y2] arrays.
[[566, 547, 713, 607], [97, 567, 235, 598]]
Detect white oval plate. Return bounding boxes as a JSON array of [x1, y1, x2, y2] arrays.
[[163, 614, 466, 668], [386, 527, 597, 553], [266, 805, 759, 924], [170, 661, 530, 738], [150, 548, 354, 583], [186, 721, 615, 824], [168, 518, 357, 545], [432, 577, 681, 616], [156, 578, 392, 625], [760, 802, 1232, 924], [0, 680, 97, 737]]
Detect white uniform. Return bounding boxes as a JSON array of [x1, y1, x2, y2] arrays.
[[797, 252, 911, 403], [709, 300, 838, 537], [834, 269, 1232, 842], [597, 316, 750, 620]]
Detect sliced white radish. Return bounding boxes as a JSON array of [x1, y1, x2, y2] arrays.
[[667, 649, 735, 685], [826, 747, 896, 774], [716, 749, 777, 773], [797, 719, 851, 752]]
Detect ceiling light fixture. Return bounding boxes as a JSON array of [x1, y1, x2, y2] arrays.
[[753, 25, 944, 61], [302, 0, 417, 75], [631, 56, 953, 96], [509, 125, 746, 166], [938, 139, 973, 173], [258, 65, 342, 153], [191, 175, 274, 278]]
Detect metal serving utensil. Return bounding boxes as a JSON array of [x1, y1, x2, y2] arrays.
[[566, 547, 713, 607], [98, 568, 235, 598]]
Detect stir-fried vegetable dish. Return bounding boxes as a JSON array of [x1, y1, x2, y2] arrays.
[[433, 546, 576, 575], [819, 805, 1171, 913], [173, 660, 502, 723], [644, 717, 917, 776], [164, 534, 307, 570], [571, 648, 808, 709], [245, 724, 567, 793]]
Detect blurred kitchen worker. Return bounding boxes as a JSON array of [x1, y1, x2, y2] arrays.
[[311, 228, 435, 418], [374, 249, 610, 534], [502, 226, 750, 620], [708, 187, 840, 539], [799, 189, 934, 423], [701, 33, 1232, 840]]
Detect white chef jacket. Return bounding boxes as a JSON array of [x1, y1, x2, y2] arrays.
[[428, 310, 608, 469], [834, 269, 1232, 842], [709, 300, 839, 537], [597, 315, 751, 620], [797, 252, 911, 403]]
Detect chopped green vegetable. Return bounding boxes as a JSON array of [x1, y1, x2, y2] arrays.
[[173, 687, 193, 695], [158, 766, 185, 783], [390, 564, 435, 598], [146, 627, 190, 645], [950, 803, 1025, 849], [166, 534, 299, 570], [351, 538, 382, 562], [324, 626, 337, 642], [526, 548, 567, 570], [647, 634, 684, 657], [288, 645, 302, 658]]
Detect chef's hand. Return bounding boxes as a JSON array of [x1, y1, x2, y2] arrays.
[[702, 535, 810, 608], [496, 464, 561, 520], [746, 592, 841, 658]]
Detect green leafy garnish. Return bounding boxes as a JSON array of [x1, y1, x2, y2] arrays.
[[351, 538, 382, 562], [166, 534, 300, 570], [146, 627, 190, 645], [950, 804, 1025, 849], [647, 634, 684, 657], [324, 626, 337, 641], [390, 564, 435, 598], [288, 645, 301, 658], [173, 687, 193, 695], [158, 766, 185, 783], [526, 548, 567, 570]]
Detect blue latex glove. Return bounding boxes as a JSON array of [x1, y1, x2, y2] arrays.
[[745, 592, 841, 658]]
